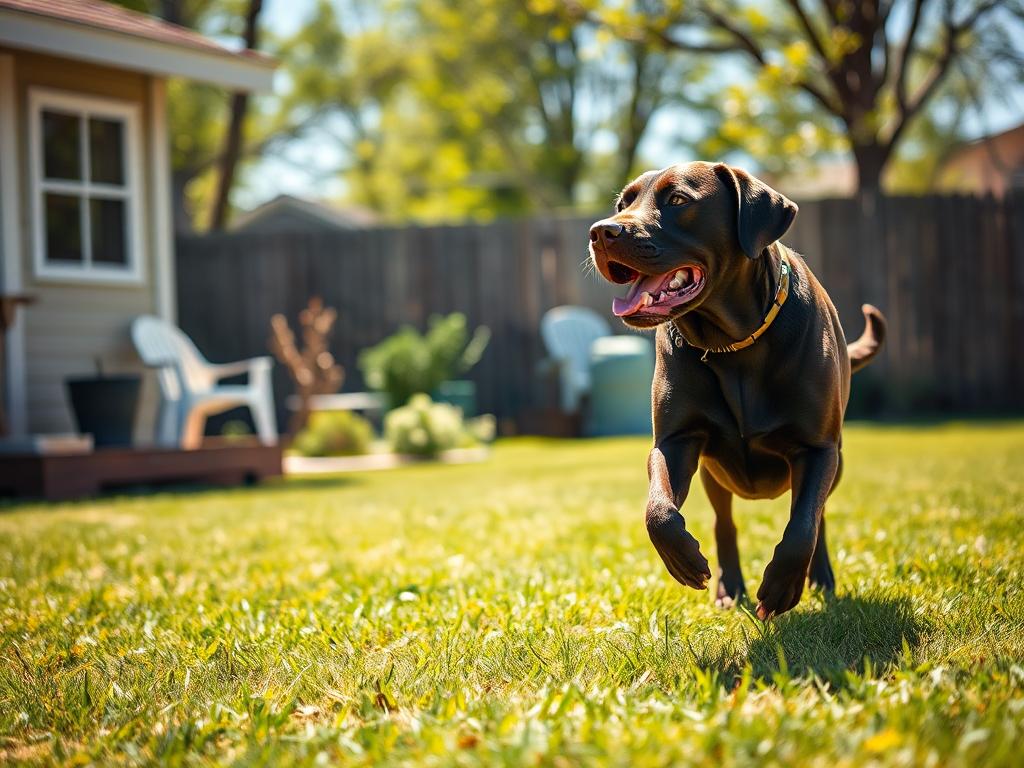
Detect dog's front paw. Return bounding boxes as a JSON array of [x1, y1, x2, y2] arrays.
[[715, 568, 746, 608], [646, 504, 711, 590], [808, 555, 835, 592], [755, 542, 813, 619]]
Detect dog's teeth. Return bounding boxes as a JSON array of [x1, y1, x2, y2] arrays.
[[669, 277, 682, 290], [641, 292, 653, 306]]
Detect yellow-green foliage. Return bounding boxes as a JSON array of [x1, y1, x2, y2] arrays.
[[0, 424, 1022, 765], [291, 410, 373, 457], [358, 313, 490, 410]]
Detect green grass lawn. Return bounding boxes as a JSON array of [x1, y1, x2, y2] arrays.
[[1, 423, 1023, 766]]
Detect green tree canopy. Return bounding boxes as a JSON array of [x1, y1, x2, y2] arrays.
[[574, 0, 1024, 196], [123, 0, 1024, 224], [264, 0, 695, 220]]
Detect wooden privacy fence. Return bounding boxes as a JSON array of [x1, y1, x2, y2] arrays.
[[176, 193, 1024, 427]]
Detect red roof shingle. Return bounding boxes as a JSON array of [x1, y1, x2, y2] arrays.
[[0, 0, 272, 63]]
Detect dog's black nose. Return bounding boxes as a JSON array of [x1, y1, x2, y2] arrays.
[[590, 221, 623, 243]]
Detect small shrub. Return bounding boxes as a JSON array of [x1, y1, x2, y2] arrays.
[[358, 313, 490, 409], [465, 414, 497, 445], [384, 394, 471, 457], [292, 410, 373, 457], [220, 419, 253, 441]]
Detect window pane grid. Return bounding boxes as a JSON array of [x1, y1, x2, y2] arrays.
[[41, 110, 81, 181], [34, 93, 135, 278], [80, 112, 92, 268], [89, 117, 125, 185], [44, 193, 83, 264]]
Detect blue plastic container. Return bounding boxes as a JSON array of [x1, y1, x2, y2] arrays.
[[433, 379, 476, 417], [586, 335, 655, 436]]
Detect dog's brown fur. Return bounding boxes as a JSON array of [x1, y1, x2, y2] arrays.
[[589, 161, 885, 618]]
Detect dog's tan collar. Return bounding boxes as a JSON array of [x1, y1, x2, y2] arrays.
[[669, 247, 791, 360]]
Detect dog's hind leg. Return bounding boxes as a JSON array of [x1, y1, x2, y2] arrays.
[[809, 452, 841, 592], [700, 465, 745, 607], [756, 445, 839, 619], [808, 518, 836, 592]]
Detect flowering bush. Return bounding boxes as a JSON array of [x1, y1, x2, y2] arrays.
[[384, 394, 495, 457]]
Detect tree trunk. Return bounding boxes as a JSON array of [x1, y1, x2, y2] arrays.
[[158, 0, 182, 25], [560, 158, 582, 206], [617, 97, 644, 190], [852, 143, 887, 199], [171, 168, 195, 234], [209, 0, 263, 231], [618, 43, 650, 187], [851, 141, 888, 310]]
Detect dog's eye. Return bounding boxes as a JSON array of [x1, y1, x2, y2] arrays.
[[616, 190, 637, 212], [667, 192, 691, 207]]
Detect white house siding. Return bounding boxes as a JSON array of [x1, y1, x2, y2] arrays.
[[6, 48, 161, 438]]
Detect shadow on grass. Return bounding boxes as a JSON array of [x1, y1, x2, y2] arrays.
[[690, 593, 927, 688], [746, 593, 925, 685], [101, 473, 366, 498]]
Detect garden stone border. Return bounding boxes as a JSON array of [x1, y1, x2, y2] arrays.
[[284, 447, 490, 474]]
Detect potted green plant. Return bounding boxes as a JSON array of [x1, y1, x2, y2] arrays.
[[65, 358, 141, 448], [358, 313, 490, 414]]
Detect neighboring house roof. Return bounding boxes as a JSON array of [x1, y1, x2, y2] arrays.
[[0, 0, 275, 91], [939, 122, 1024, 197], [762, 158, 858, 200], [231, 195, 380, 234]]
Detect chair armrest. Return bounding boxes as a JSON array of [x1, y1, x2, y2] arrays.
[[210, 356, 273, 380]]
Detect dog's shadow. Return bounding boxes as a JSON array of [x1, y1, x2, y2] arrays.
[[703, 593, 927, 688]]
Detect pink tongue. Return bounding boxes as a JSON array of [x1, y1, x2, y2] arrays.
[[612, 273, 667, 316]]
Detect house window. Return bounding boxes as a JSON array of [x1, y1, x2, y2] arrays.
[[29, 89, 143, 283]]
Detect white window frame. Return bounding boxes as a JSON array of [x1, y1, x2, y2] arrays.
[[28, 88, 145, 284]]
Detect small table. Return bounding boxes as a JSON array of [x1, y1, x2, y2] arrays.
[[285, 391, 385, 414], [0, 294, 35, 436]]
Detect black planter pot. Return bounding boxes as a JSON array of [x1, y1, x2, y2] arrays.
[[65, 374, 141, 448]]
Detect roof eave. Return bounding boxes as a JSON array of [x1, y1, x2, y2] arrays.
[[0, 9, 276, 92]]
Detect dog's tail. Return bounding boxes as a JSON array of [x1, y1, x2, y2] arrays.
[[848, 304, 886, 374]]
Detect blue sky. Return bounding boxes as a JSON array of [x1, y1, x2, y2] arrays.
[[235, 0, 1024, 211]]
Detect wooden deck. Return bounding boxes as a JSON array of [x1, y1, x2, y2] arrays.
[[0, 440, 282, 501]]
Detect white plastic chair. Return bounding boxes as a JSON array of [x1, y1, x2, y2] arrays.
[[540, 306, 611, 412], [131, 315, 277, 449]]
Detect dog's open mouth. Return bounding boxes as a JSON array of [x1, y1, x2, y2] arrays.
[[610, 263, 705, 317]]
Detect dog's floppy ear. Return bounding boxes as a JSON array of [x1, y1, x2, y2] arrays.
[[713, 163, 798, 259]]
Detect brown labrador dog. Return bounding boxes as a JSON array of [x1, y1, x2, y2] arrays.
[[588, 161, 885, 619]]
